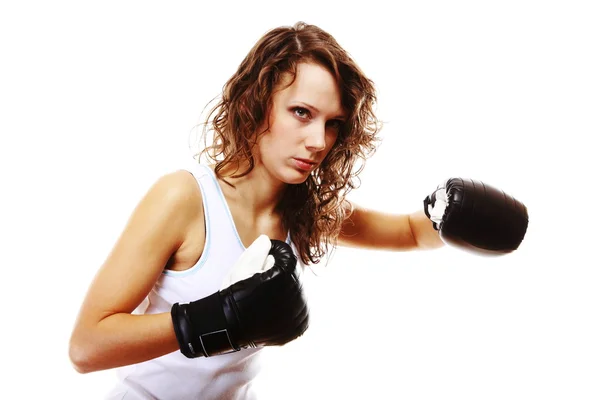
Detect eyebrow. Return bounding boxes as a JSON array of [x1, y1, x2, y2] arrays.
[[297, 101, 346, 120]]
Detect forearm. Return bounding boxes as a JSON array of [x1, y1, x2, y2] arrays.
[[70, 312, 179, 373], [338, 205, 444, 251], [408, 209, 445, 250]]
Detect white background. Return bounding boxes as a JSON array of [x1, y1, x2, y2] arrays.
[[1, 1, 599, 399]]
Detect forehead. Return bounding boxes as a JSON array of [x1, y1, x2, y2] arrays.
[[275, 62, 344, 116]]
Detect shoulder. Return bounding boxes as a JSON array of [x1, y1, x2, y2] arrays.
[[155, 169, 201, 198], [142, 169, 204, 228], [153, 169, 201, 200]]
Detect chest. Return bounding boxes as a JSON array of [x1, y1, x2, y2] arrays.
[[166, 193, 287, 272], [228, 204, 287, 248]]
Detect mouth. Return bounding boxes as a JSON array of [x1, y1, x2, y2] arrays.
[[293, 158, 317, 171], [294, 158, 317, 165]]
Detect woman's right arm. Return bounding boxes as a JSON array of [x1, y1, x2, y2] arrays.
[[68, 170, 204, 374]]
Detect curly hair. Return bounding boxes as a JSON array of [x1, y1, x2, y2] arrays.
[[195, 22, 381, 265]]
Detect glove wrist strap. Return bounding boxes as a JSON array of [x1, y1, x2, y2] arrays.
[[171, 303, 199, 358], [172, 291, 240, 358]]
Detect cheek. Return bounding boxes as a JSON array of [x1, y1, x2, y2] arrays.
[[257, 124, 292, 159], [269, 117, 300, 145]]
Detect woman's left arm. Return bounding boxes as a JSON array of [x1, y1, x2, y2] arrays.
[[339, 178, 529, 256], [338, 202, 445, 251]]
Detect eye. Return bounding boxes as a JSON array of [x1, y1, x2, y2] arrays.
[[292, 107, 311, 120]]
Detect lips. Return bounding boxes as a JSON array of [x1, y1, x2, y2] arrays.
[[293, 158, 317, 171], [293, 158, 317, 165]]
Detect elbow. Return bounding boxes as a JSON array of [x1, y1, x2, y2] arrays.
[[69, 334, 100, 374], [69, 339, 92, 374]]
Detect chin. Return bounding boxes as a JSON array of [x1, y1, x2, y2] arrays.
[[282, 172, 310, 185], [262, 160, 312, 185], [278, 166, 311, 185]]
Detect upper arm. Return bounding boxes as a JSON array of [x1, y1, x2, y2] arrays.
[[75, 170, 203, 325], [337, 201, 418, 251]]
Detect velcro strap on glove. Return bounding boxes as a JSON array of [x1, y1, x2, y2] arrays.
[[171, 291, 239, 358]]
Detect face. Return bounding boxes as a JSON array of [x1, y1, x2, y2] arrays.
[[255, 62, 345, 185]]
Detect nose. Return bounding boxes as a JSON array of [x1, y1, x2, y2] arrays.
[[304, 124, 326, 152]]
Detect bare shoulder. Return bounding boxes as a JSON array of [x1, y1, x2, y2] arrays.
[[140, 168, 203, 222], [153, 169, 203, 210], [128, 169, 204, 242], [157, 168, 207, 271], [149, 168, 206, 251]]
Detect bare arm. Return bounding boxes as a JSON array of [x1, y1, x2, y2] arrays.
[[69, 170, 203, 373], [338, 201, 444, 251]]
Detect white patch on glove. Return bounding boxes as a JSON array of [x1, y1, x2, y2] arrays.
[[428, 184, 449, 229], [220, 234, 275, 291]]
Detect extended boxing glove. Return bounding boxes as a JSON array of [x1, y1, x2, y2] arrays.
[[424, 178, 528, 255], [171, 239, 309, 358]]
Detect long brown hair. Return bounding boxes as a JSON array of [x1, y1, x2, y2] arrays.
[[195, 22, 381, 265]]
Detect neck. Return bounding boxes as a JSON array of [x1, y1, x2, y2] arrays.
[[216, 160, 287, 218]]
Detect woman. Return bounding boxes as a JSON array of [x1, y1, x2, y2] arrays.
[[69, 21, 527, 400]]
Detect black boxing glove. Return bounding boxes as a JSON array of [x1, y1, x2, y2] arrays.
[[423, 178, 529, 255], [171, 239, 309, 358]]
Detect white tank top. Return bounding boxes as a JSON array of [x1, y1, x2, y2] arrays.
[[105, 162, 298, 400]]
